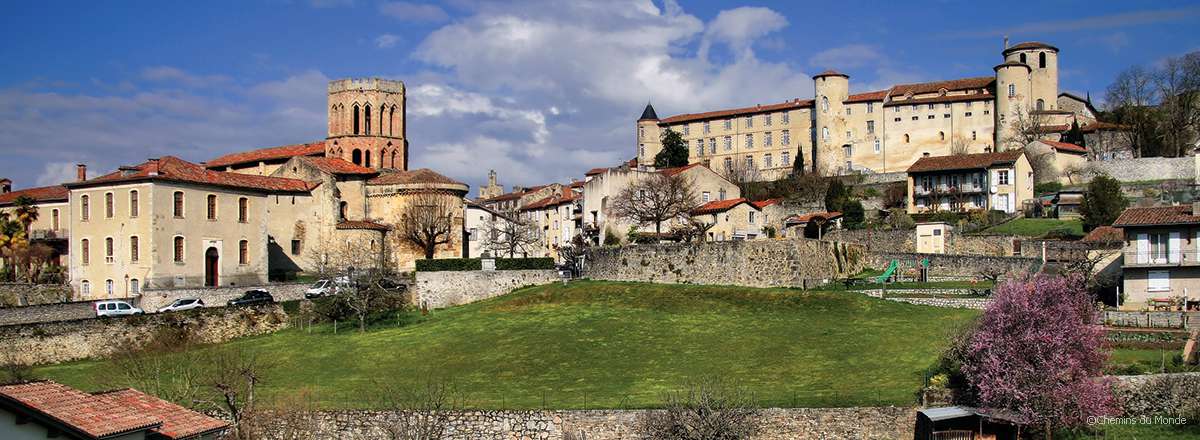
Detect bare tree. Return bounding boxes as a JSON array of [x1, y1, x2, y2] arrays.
[[372, 381, 466, 440], [611, 172, 698, 236], [672, 218, 715, 243], [398, 193, 458, 260], [947, 187, 968, 213], [722, 156, 761, 195], [1155, 52, 1200, 157], [1006, 105, 1050, 151], [1024, 144, 1060, 184], [634, 378, 762, 440], [481, 210, 541, 258], [950, 135, 971, 155], [785, 172, 829, 210], [1106, 65, 1160, 158]]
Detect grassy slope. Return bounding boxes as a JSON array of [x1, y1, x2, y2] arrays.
[[983, 218, 1083, 237], [37, 281, 978, 410]]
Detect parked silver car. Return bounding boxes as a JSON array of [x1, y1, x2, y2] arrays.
[[157, 298, 205, 313], [94, 300, 144, 317]]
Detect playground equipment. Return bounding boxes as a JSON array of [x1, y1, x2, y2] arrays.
[[875, 260, 898, 283]]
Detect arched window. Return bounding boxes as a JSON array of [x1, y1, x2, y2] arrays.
[[353, 104, 361, 134], [939, 131, 945, 141], [391, 150, 399, 169], [105, 192, 114, 218], [80, 280, 90, 296], [364, 105, 372, 134], [130, 236, 139, 262], [904, 134, 910, 143], [173, 191, 184, 217], [52, 209, 59, 230], [821, 96, 829, 112], [81, 239, 90, 265], [364, 150, 372, 168], [81, 195, 90, 221], [129, 190, 139, 217], [106, 280, 113, 296], [174, 236, 185, 262], [352, 149, 363, 165], [1038, 52, 1046, 69], [389, 106, 396, 136], [380, 148, 389, 168], [1036, 99, 1045, 111], [105, 237, 113, 262], [207, 194, 217, 220], [379, 108, 385, 136], [1019, 53, 1027, 64], [1008, 84, 1015, 97]]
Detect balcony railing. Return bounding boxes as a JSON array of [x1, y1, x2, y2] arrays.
[[1123, 251, 1200, 267], [30, 229, 68, 240], [913, 184, 986, 196]]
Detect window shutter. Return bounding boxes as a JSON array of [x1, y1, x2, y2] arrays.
[[1137, 233, 1149, 264], [1170, 232, 1182, 263]]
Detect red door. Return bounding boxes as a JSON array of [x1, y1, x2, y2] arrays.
[[205, 247, 219, 287]]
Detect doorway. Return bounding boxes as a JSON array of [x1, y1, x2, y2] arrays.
[[205, 247, 219, 287]]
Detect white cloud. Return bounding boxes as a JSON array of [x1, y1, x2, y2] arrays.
[[375, 33, 401, 49], [36, 162, 84, 187], [700, 7, 788, 60], [379, 1, 448, 22]]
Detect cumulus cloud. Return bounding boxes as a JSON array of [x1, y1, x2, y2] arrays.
[[36, 162, 84, 187], [379, 1, 448, 22], [700, 7, 788, 59]]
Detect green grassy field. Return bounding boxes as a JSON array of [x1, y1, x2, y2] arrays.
[[36, 281, 979, 410], [983, 218, 1084, 237]]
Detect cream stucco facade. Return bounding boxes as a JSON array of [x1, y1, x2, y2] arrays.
[[582, 164, 740, 244]]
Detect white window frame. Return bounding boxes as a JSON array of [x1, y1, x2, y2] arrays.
[[1148, 270, 1170, 292]]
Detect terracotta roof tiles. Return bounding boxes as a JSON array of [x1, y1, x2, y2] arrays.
[[845, 90, 889, 103], [0, 185, 68, 206], [890, 77, 994, 97], [0, 381, 162, 438], [98, 389, 229, 439], [298, 156, 378, 175], [907, 150, 1024, 173], [658, 163, 704, 177], [1114, 205, 1200, 227], [1081, 226, 1124, 243], [751, 198, 782, 209], [784, 211, 843, 224], [691, 198, 752, 215], [659, 99, 814, 125], [1003, 41, 1059, 54], [70, 156, 314, 193], [205, 141, 326, 168], [1040, 140, 1088, 154], [367, 168, 466, 187]]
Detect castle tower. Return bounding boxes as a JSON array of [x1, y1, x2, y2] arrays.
[[812, 70, 850, 175], [1003, 42, 1059, 112], [636, 103, 662, 168], [325, 78, 408, 170], [478, 169, 504, 200]]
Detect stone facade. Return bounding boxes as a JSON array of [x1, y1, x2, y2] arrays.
[[259, 406, 915, 440], [867, 252, 1041, 277], [582, 164, 741, 245], [0, 283, 72, 307], [583, 239, 865, 288], [1111, 373, 1200, 418], [0, 303, 287, 365], [826, 229, 1020, 256], [413, 269, 560, 309]]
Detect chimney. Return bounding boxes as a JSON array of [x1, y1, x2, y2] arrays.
[[147, 158, 161, 176], [76, 164, 87, 182], [512, 185, 525, 194], [1003, 36, 1009, 49], [0, 178, 11, 194]]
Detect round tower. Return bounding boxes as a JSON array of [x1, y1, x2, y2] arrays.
[[993, 61, 1032, 150], [1003, 42, 1059, 112], [636, 103, 662, 168], [812, 70, 849, 175], [325, 78, 408, 170]]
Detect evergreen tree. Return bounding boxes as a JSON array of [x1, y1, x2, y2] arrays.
[[654, 129, 690, 168], [843, 200, 865, 229], [1062, 119, 1086, 147], [790, 151, 806, 176], [1079, 174, 1128, 232], [824, 179, 851, 212]]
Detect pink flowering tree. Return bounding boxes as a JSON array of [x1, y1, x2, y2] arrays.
[[960, 274, 1119, 438]]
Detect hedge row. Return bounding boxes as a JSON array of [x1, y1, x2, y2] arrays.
[[415, 257, 556, 272]]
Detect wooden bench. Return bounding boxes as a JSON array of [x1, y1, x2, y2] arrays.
[[1150, 297, 1176, 311]]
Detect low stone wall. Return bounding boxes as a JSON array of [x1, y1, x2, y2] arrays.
[[263, 406, 915, 440], [0, 299, 106, 326], [1104, 310, 1200, 330], [826, 229, 1019, 256], [583, 239, 865, 289], [858, 289, 991, 310], [1112, 373, 1200, 417], [0, 283, 72, 307], [867, 252, 1041, 278], [0, 304, 288, 365], [413, 270, 560, 309], [137, 282, 309, 312]]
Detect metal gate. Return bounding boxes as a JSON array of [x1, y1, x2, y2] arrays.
[[932, 430, 974, 440]]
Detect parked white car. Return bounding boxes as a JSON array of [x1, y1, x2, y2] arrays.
[[305, 277, 350, 299], [94, 300, 144, 317], [157, 298, 205, 313]]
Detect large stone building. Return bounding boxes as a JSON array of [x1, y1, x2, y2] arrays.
[[636, 41, 1104, 178]]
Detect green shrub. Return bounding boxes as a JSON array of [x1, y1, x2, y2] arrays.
[[1044, 225, 1083, 240], [496, 257, 555, 270], [1034, 181, 1063, 195], [415, 258, 482, 272], [603, 228, 621, 246]]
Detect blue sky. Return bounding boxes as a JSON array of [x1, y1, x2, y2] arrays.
[[1, 0, 1198, 192]]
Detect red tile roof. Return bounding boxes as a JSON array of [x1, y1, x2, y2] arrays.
[[659, 99, 814, 124], [658, 163, 704, 177], [1114, 205, 1200, 227], [1040, 140, 1088, 154], [0, 185, 68, 207], [205, 141, 326, 168], [70, 156, 315, 193], [907, 150, 1024, 173], [520, 187, 579, 211], [0, 381, 161, 438], [813, 69, 849, 78], [367, 168, 466, 187], [1003, 41, 1059, 54], [751, 198, 782, 209], [336, 220, 390, 231], [884, 92, 994, 107], [99, 389, 229, 439], [845, 90, 888, 103], [298, 156, 377, 175], [890, 77, 995, 97], [784, 211, 843, 224], [691, 198, 752, 215], [1081, 226, 1124, 244], [584, 167, 609, 176]]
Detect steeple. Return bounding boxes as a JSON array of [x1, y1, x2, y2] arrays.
[[639, 102, 659, 121]]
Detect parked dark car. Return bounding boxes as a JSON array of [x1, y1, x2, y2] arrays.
[[226, 289, 274, 307], [375, 278, 408, 293]]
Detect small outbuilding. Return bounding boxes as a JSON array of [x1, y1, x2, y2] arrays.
[[915, 406, 1023, 440], [915, 222, 951, 254]]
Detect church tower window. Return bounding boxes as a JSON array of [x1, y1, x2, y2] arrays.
[[1038, 52, 1046, 68], [364, 105, 372, 134], [353, 104, 361, 134]]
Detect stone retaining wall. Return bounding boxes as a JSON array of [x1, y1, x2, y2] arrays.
[[1112, 373, 1200, 417], [0, 299, 108, 326], [827, 229, 1019, 256], [1081, 156, 1194, 183], [0, 304, 288, 365], [262, 406, 915, 440], [867, 252, 1041, 278], [858, 289, 992, 310], [413, 270, 560, 309], [0, 283, 72, 307], [583, 239, 865, 288], [1104, 310, 1200, 330], [137, 282, 309, 311]]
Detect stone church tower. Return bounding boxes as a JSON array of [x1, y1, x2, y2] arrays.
[[325, 78, 408, 170]]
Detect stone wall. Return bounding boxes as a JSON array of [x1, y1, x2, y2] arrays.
[[0, 300, 102, 326], [413, 270, 560, 309], [1079, 156, 1194, 183], [0, 303, 288, 365], [262, 407, 915, 440], [1112, 373, 1200, 417], [137, 282, 309, 312], [0, 283, 72, 307], [1104, 310, 1200, 330], [858, 289, 991, 309], [867, 252, 1041, 277], [583, 239, 866, 288], [826, 229, 1019, 256]]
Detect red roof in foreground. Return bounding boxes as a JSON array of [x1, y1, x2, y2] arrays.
[[784, 211, 843, 224], [1040, 140, 1088, 154], [0, 381, 170, 439], [1081, 226, 1124, 243], [205, 141, 326, 168], [336, 220, 390, 231], [691, 198, 752, 215], [0, 185, 68, 206], [298, 156, 377, 175], [1114, 205, 1200, 227], [99, 389, 229, 439], [907, 150, 1024, 174], [520, 187, 580, 211], [72, 156, 314, 193], [751, 198, 782, 209]]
